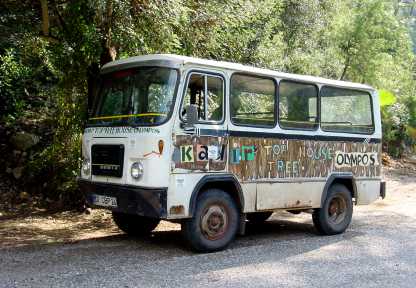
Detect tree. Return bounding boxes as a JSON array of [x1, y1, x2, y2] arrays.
[[1, 0, 415, 207]]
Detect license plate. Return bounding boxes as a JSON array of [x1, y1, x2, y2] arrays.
[[92, 194, 118, 208]]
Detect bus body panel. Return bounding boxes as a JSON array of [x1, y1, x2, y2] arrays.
[[167, 173, 205, 218], [356, 180, 381, 205], [79, 55, 384, 221], [241, 182, 257, 212], [82, 124, 173, 188], [167, 62, 382, 218], [256, 181, 324, 210]]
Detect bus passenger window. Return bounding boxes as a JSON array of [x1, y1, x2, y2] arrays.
[[182, 73, 224, 122], [320, 87, 374, 134], [279, 81, 318, 130], [230, 74, 276, 127]]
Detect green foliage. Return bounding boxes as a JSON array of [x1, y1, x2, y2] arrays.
[[1, 0, 416, 207], [381, 103, 411, 157], [379, 90, 397, 107], [0, 49, 30, 122]]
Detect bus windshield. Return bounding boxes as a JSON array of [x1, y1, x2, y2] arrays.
[[89, 67, 178, 126]]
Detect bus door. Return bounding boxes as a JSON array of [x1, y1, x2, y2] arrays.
[[172, 70, 228, 173]]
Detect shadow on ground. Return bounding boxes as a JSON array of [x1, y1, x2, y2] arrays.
[[0, 210, 356, 256]]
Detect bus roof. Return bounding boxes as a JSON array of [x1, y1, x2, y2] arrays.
[[101, 54, 375, 91]]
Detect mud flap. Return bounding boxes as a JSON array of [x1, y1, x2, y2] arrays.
[[238, 214, 247, 236], [380, 181, 386, 199]]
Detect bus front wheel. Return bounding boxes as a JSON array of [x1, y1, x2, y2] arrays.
[[182, 189, 239, 252], [112, 212, 160, 236], [312, 184, 353, 235]]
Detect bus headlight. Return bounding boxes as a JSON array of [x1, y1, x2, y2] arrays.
[[131, 161, 144, 180], [82, 158, 91, 175]]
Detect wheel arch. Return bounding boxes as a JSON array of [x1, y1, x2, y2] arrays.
[[321, 173, 357, 207], [189, 174, 244, 217]]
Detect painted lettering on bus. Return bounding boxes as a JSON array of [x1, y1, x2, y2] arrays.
[[335, 152, 378, 168], [230, 145, 256, 164], [84, 127, 160, 134], [264, 143, 288, 156], [306, 147, 333, 161], [276, 160, 300, 177], [196, 144, 226, 162], [181, 145, 194, 163]]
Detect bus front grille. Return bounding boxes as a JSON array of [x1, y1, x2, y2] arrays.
[[91, 144, 124, 178]]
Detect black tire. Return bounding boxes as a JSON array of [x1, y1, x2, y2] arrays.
[[181, 189, 239, 252], [313, 184, 353, 235], [112, 212, 160, 236], [246, 212, 273, 223]]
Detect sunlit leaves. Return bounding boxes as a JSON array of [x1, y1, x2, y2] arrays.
[[379, 89, 397, 107]]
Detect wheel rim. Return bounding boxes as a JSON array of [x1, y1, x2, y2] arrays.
[[200, 204, 228, 241], [327, 194, 347, 225]]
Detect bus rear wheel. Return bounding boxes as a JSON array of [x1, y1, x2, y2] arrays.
[[182, 189, 239, 252], [312, 184, 353, 235], [112, 212, 160, 236]]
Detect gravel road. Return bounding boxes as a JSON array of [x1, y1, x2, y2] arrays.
[[1, 171, 415, 288]]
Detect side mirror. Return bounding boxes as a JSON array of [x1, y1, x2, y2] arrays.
[[185, 104, 198, 132]]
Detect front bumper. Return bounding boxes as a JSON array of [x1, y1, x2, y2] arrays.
[[78, 179, 167, 219]]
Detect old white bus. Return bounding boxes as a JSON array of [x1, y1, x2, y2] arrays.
[[78, 54, 386, 252]]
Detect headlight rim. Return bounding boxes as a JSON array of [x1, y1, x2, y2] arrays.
[[131, 161, 144, 180]]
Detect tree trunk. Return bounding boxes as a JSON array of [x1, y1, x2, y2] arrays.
[[87, 63, 100, 116], [339, 57, 350, 80], [87, 0, 117, 117], [40, 0, 49, 36], [340, 40, 353, 80], [100, 0, 116, 66]]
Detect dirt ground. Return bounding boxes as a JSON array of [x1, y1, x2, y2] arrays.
[[1, 165, 416, 288], [0, 166, 414, 250], [0, 207, 180, 249]]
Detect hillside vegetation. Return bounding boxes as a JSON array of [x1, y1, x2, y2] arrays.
[[0, 0, 415, 210]]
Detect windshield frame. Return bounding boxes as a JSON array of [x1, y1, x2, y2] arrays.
[[87, 66, 180, 128]]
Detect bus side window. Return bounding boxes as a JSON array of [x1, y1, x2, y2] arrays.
[[230, 74, 276, 127], [182, 73, 224, 122], [320, 86, 374, 134], [279, 80, 318, 130]]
